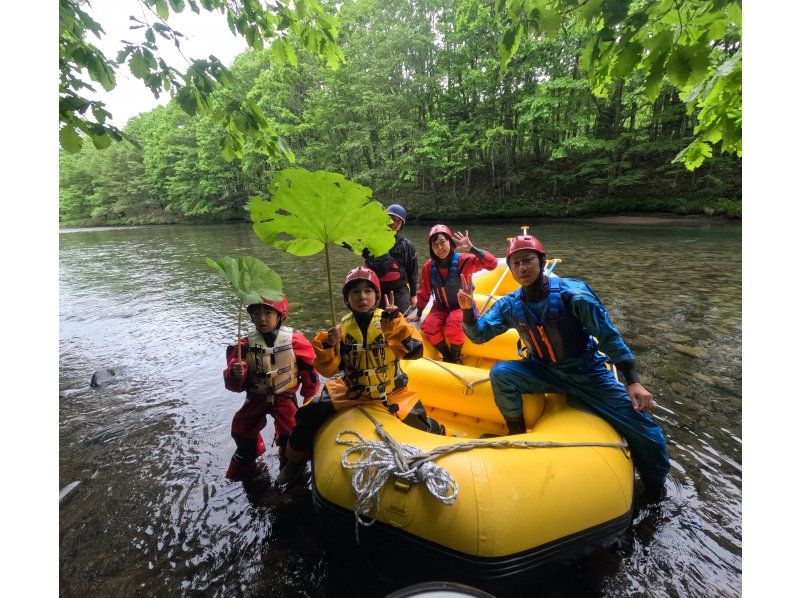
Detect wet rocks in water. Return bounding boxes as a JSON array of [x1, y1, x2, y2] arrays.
[[666, 333, 693, 343], [90, 368, 117, 387], [629, 334, 657, 351], [693, 372, 716, 384], [673, 344, 706, 358]]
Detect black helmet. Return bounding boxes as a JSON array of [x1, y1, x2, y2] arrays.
[[386, 204, 407, 224]]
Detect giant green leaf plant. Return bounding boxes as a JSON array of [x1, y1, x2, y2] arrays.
[[206, 256, 284, 360], [248, 168, 395, 326], [495, 0, 742, 170]]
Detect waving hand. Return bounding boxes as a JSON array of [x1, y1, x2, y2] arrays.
[[453, 230, 473, 252]]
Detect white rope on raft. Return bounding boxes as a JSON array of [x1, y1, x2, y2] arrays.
[[421, 357, 490, 389], [337, 407, 628, 542]]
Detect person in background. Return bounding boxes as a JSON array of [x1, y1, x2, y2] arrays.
[[458, 232, 670, 498], [276, 266, 444, 485], [362, 203, 419, 316], [223, 296, 319, 482], [409, 225, 497, 364]]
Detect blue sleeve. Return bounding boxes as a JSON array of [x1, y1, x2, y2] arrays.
[[568, 289, 634, 363], [462, 295, 513, 343]]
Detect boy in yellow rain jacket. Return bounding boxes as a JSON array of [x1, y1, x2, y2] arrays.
[[276, 266, 444, 485]]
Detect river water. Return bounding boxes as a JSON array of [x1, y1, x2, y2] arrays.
[[59, 219, 741, 597]]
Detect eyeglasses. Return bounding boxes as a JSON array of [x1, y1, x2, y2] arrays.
[[509, 256, 539, 269]]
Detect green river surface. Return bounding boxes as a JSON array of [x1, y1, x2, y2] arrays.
[[59, 219, 741, 597]]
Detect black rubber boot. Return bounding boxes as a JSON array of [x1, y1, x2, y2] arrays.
[[275, 460, 306, 487], [504, 415, 527, 435], [641, 478, 667, 504], [448, 344, 463, 365], [433, 341, 452, 362]]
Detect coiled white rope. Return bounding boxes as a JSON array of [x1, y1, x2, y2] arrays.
[[336, 407, 460, 542], [336, 407, 627, 542], [337, 430, 459, 541]]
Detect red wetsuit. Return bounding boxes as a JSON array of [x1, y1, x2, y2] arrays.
[[222, 329, 319, 481], [417, 249, 497, 345]]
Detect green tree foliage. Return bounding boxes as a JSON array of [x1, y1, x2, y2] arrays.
[[496, 0, 741, 169], [59, 0, 343, 159], [60, 0, 741, 227]]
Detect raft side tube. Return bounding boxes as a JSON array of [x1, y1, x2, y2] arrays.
[[402, 359, 547, 431], [312, 406, 633, 557], [312, 465, 632, 581]]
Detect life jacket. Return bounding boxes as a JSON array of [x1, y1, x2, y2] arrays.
[[365, 244, 406, 286], [244, 327, 298, 397], [510, 278, 594, 363], [429, 252, 463, 310], [340, 309, 401, 399]]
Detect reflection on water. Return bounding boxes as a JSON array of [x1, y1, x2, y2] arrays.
[[60, 220, 741, 596]]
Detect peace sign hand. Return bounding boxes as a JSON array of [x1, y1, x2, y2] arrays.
[[457, 274, 474, 309], [383, 291, 398, 315], [452, 230, 473, 252]]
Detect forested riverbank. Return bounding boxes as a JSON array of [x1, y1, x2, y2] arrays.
[[59, 0, 741, 227]]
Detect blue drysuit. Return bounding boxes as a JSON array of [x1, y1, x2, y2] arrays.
[[463, 277, 670, 487]]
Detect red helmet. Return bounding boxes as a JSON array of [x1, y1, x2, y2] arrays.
[[342, 266, 381, 300], [247, 296, 289, 319], [506, 234, 546, 260], [428, 224, 453, 241]]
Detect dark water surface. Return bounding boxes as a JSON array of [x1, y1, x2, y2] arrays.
[[59, 220, 741, 597]]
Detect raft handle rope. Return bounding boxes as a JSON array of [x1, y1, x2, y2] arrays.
[[421, 357, 489, 395], [336, 406, 628, 543]]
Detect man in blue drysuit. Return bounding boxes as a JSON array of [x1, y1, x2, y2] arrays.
[[457, 233, 670, 497]]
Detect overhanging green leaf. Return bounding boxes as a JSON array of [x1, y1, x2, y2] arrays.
[[60, 126, 83, 153], [155, 0, 169, 21], [612, 41, 642, 78], [129, 50, 150, 79], [666, 46, 692, 88], [89, 133, 112, 150], [673, 139, 713, 171]]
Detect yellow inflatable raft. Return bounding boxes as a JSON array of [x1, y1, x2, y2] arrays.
[[311, 260, 634, 579]]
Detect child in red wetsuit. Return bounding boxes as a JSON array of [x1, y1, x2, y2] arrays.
[[409, 225, 497, 363], [223, 296, 319, 482]]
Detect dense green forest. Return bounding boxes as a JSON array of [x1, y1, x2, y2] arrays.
[[59, 0, 741, 226]]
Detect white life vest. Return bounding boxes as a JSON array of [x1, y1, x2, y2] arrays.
[[245, 326, 298, 397]]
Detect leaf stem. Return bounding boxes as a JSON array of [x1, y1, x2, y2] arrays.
[[325, 242, 336, 328], [237, 298, 243, 362]]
